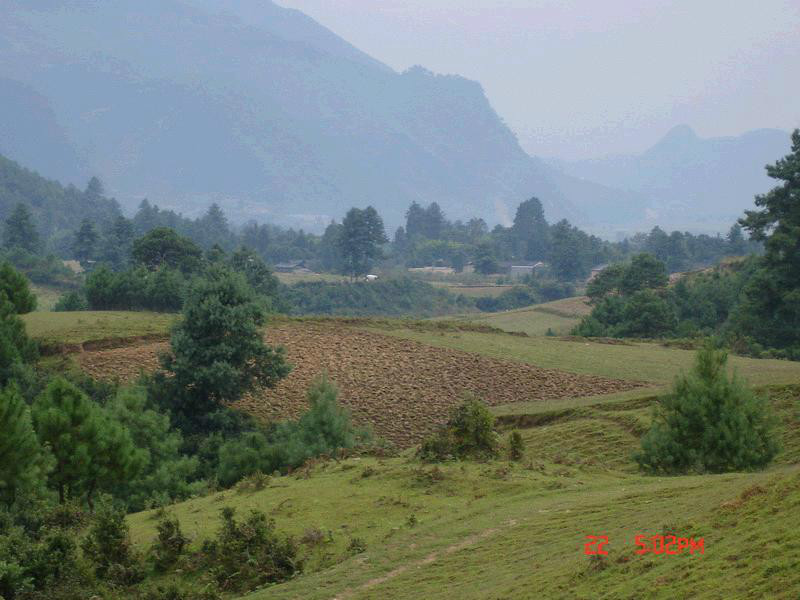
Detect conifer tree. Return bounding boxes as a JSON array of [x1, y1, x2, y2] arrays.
[[2, 203, 40, 254], [635, 345, 778, 474], [0, 385, 50, 504]]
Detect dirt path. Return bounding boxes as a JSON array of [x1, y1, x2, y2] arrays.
[[332, 522, 513, 600]]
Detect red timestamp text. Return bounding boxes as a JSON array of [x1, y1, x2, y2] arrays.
[[584, 534, 704, 556]]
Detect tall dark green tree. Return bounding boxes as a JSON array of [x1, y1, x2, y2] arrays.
[[72, 219, 99, 265], [0, 385, 49, 504], [337, 206, 387, 279], [161, 267, 291, 423], [32, 377, 142, 507], [736, 129, 800, 353], [2, 203, 40, 254], [99, 216, 135, 271], [405, 202, 427, 239], [511, 197, 549, 261]]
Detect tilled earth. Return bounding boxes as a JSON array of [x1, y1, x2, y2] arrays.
[[76, 323, 645, 447]]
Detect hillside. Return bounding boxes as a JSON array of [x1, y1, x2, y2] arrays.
[[551, 125, 791, 231], [0, 0, 637, 229], [0, 153, 121, 243]]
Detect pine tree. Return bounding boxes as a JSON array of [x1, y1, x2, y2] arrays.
[[2, 203, 40, 254], [32, 377, 142, 507], [161, 266, 291, 424], [635, 345, 778, 474], [73, 219, 99, 265], [0, 385, 50, 504], [511, 197, 549, 261], [337, 206, 387, 279], [736, 129, 800, 353]]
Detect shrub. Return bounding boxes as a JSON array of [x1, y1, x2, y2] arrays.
[[201, 507, 300, 592], [508, 431, 525, 461], [418, 396, 499, 461], [635, 345, 779, 474], [53, 290, 88, 311], [151, 515, 189, 572], [81, 501, 141, 581]]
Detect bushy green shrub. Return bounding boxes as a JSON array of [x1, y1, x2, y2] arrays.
[[81, 501, 142, 582], [215, 377, 369, 486], [151, 515, 189, 572], [53, 290, 88, 311], [418, 396, 499, 461], [200, 507, 300, 593], [507, 431, 525, 461], [284, 277, 472, 317], [635, 345, 779, 474]]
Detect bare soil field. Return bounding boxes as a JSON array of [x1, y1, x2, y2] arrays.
[[76, 323, 644, 447]]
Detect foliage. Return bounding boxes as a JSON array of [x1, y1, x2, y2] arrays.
[[418, 397, 499, 461], [735, 129, 800, 355], [132, 227, 203, 274], [106, 387, 199, 511], [151, 515, 189, 572], [81, 501, 141, 580], [216, 377, 369, 486], [72, 219, 99, 265], [201, 507, 300, 592], [284, 277, 472, 317], [635, 346, 779, 474], [337, 206, 387, 279], [32, 378, 143, 507], [161, 266, 290, 425], [53, 290, 88, 311], [85, 265, 186, 311], [507, 431, 525, 461], [0, 296, 37, 388], [0, 261, 36, 314], [3, 203, 40, 254], [0, 385, 50, 504]]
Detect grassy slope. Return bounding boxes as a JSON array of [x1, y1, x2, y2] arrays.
[[22, 311, 175, 345], [127, 386, 800, 599], [438, 296, 591, 336], [379, 328, 800, 388], [30, 284, 64, 312]]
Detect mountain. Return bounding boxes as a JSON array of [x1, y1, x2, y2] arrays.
[[0, 0, 594, 229], [550, 125, 791, 231]]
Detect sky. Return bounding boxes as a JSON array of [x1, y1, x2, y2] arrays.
[[276, 0, 800, 160]]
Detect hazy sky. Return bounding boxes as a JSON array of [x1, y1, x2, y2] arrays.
[[276, 0, 800, 159]]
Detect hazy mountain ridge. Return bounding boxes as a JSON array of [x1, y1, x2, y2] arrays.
[[0, 0, 784, 233], [549, 125, 791, 231]]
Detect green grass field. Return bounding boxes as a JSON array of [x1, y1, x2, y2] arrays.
[[30, 284, 65, 311], [22, 311, 175, 346], [127, 384, 800, 599], [438, 296, 592, 335], [379, 327, 800, 388]]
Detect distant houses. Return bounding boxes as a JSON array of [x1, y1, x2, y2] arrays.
[[273, 259, 314, 274], [587, 264, 609, 283], [509, 261, 545, 279]]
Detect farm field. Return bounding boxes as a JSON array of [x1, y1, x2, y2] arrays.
[[75, 321, 644, 447], [126, 384, 800, 599]]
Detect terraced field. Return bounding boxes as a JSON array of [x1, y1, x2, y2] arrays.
[[76, 322, 644, 447]]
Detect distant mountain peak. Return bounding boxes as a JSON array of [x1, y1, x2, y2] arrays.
[[658, 124, 698, 146]]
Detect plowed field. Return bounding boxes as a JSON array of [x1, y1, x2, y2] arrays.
[[76, 323, 644, 447]]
